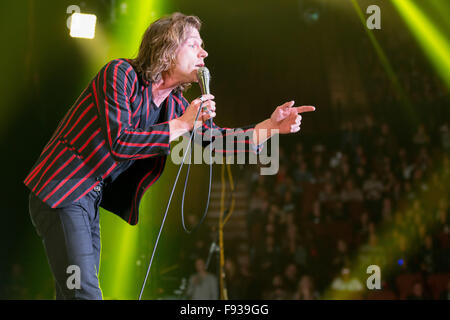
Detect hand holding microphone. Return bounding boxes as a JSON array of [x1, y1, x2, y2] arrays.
[[169, 67, 215, 140], [180, 94, 215, 131]]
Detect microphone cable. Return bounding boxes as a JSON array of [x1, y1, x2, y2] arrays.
[[180, 117, 213, 234], [138, 100, 213, 300]]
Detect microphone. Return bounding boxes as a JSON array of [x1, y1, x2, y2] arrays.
[[196, 66, 213, 124], [197, 66, 211, 95]]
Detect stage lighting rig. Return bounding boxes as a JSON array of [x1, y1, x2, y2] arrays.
[[67, 0, 129, 39], [69, 12, 97, 39]]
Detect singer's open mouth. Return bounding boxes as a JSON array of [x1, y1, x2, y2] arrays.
[[195, 64, 205, 68]]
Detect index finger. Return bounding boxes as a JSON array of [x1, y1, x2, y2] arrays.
[[295, 106, 316, 114]]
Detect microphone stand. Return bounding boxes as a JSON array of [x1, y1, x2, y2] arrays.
[[205, 228, 221, 297], [205, 240, 218, 271], [204, 224, 226, 300]]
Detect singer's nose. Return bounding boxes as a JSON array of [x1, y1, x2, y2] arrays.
[[199, 47, 208, 59]]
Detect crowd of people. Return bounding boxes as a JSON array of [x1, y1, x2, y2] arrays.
[[180, 42, 450, 298], [189, 26, 450, 301], [180, 110, 449, 300]]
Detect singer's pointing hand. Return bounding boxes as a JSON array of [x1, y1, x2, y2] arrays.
[[269, 101, 315, 134]]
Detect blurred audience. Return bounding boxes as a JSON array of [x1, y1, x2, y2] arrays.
[[186, 258, 218, 300]]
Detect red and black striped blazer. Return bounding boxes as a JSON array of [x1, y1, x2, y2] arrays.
[[24, 58, 257, 225]]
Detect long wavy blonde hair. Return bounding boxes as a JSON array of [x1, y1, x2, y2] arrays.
[[130, 12, 202, 92]]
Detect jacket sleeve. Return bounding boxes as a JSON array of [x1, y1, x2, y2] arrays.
[[175, 93, 263, 155], [93, 59, 171, 161]]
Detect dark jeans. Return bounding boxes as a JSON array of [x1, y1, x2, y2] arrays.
[[29, 186, 103, 300]]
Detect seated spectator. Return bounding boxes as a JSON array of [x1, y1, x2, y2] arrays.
[[292, 275, 320, 300], [439, 279, 450, 300], [311, 153, 326, 183], [399, 158, 415, 181], [339, 159, 352, 182], [340, 121, 360, 154], [331, 266, 364, 294], [415, 146, 432, 172], [294, 160, 314, 187], [292, 237, 309, 269], [224, 258, 241, 299], [439, 122, 450, 150], [318, 181, 339, 217], [281, 191, 296, 213], [429, 173, 445, 203], [412, 123, 430, 146], [281, 222, 299, 256], [263, 274, 289, 300], [309, 200, 327, 224], [417, 235, 439, 275], [360, 114, 376, 151], [331, 239, 351, 272], [435, 199, 449, 234], [362, 172, 384, 222], [380, 197, 394, 224], [353, 144, 367, 168], [254, 235, 282, 277], [412, 168, 430, 194], [355, 211, 371, 245], [359, 233, 385, 267], [329, 150, 344, 171], [391, 234, 414, 273], [283, 263, 300, 295], [265, 204, 279, 225], [443, 155, 450, 180], [354, 165, 367, 188], [375, 122, 397, 156], [406, 281, 430, 300], [340, 178, 364, 203], [381, 171, 397, 197], [332, 199, 347, 221], [274, 164, 288, 195]]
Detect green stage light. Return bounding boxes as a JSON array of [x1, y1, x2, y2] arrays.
[[350, 0, 417, 126], [392, 0, 450, 89], [428, 0, 450, 32], [78, 0, 172, 299], [320, 1, 449, 300], [323, 158, 450, 300]]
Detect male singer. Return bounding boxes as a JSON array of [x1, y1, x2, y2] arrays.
[[24, 12, 315, 299]]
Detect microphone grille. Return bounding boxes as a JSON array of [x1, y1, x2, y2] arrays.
[[197, 66, 211, 95], [197, 66, 210, 81]]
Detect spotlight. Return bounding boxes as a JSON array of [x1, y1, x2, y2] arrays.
[[70, 12, 97, 39]]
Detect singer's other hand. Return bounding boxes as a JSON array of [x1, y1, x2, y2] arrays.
[[270, 101, 315, 134]]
